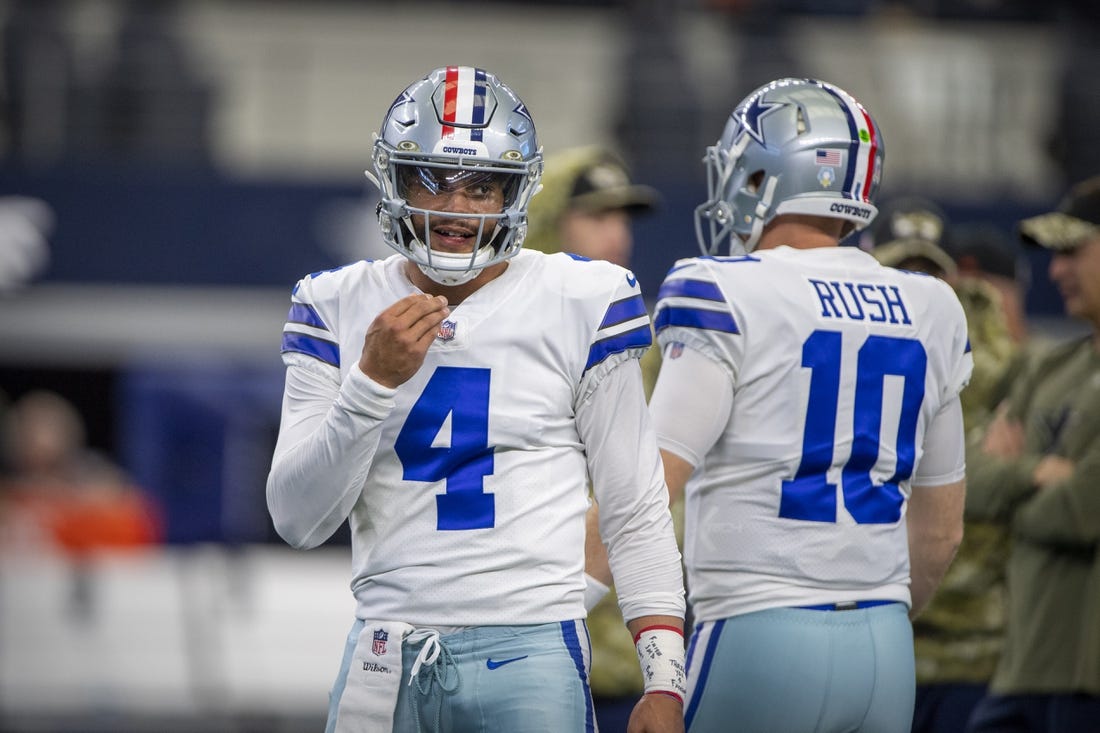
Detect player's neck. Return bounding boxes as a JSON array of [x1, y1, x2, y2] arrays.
[[404, 260, 509, 304], [756, 215, 844, 251]]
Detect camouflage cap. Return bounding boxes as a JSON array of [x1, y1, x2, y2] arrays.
[[525, 146, 659, 254], [872, 237, 958, 278], [567, 156, 659, 215], [867, 196, 949, 250], [866, 195, 956, 277], [1018, 175, 1100, 252]]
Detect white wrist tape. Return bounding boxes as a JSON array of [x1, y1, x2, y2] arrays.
[[583, 572, 611, 611], [633, 625, 686, 702]]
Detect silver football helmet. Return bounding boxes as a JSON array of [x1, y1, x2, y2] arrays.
[[696, 78, 885, 255], [367, 66, 543, 285]]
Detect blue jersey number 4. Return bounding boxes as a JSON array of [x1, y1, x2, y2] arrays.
[[394, 366, 495, 530], [779, 330, 926, 525]]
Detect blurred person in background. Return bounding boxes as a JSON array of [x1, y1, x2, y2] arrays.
[[525, 143, 664, 397], [526, 145, 671, 731], [950, 224, 1034, 423], [868, 198, 1018, 733], [868, 198, 1021, 436], [951, 224, 1030, 348], [0, 390, 162, 554], [964, 176, 1100, 733], [265, 66, 685, 733], [647, 77, 970, 733], [525, 145, 660, 269]]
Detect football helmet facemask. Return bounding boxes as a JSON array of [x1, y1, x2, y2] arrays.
[[367, 66, 543, 286], [696, 78, 885, 255]]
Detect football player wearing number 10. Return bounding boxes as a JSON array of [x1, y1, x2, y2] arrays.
[[265, 66, 685, 733], [648, 78, 972, 733]]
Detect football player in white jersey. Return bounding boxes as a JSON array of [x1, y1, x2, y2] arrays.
[[647, 78, 972, 733], [265, 66, 685, 733]]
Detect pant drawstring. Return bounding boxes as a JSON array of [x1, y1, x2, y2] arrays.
[[406, 628, 460, 733]]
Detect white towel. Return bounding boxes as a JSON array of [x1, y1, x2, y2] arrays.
[[333, 620, 414, 732]]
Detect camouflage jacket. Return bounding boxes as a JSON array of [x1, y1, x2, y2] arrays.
[[914, 277, 1018, 684], [966, 336, 1100, 695]]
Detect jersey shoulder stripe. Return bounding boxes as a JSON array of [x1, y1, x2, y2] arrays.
[[280, 261, 374, 369], [587, 292, 652, 372], [542, 252, 653, 374], [586, 324, 652, 372], [657, 277, 725, 302], [654, 306, 739, 335], [282, 297, 341, 366], [600, 293, 648, 329], [286, 302, 328, 330], [281, 330, 339, 366], [655, 265, 739, 335]]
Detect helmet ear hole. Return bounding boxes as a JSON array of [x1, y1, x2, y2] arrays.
[[747, 170, 765, 194]]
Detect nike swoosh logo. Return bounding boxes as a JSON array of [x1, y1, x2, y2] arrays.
[[486, 655, 528, 670], [626, 273, 637, 287]]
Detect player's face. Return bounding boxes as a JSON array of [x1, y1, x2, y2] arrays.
[[400, 166, 508, 253], [1049, 235, 1100, 324]]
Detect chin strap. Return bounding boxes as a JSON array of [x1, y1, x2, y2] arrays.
[[743, 174, 780, 253], [417, 261, 481, 286]]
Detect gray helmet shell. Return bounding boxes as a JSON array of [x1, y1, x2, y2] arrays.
[[369, 66, 543, 285], [696, 78, 885, 255]]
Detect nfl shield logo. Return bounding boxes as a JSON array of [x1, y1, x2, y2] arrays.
[[372, 628, 389, 656], [437, 319, 457, 342]]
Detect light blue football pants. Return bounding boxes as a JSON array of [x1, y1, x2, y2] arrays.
[[326, 619, 597, 733], [685, 602, 915, 733]]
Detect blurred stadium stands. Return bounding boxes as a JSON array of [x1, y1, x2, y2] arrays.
[[0, 0, 1095, 730], [1, 544, 352, 732]]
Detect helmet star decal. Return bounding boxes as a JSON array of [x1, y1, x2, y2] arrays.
[[386, 91, 415, 118], [735, 94, 787, 145], [513, 102, 533, 124]]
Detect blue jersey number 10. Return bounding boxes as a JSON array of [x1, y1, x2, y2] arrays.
[[779, 330, 926, 525], [395, 366, 495, 530]]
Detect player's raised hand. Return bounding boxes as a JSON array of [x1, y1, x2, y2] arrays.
[[359, 293, 449, 388]]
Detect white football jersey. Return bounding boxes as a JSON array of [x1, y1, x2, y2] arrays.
[[268, 250, 682, 627], [653, 246, 972, 622]]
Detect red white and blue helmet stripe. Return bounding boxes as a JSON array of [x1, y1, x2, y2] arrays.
[[441, 66, 489, 142], [816, 80, 881, 203]]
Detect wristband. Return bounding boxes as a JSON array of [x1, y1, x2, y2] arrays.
[[583, 572, 611, 611], [633, 625, 686, 703]]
